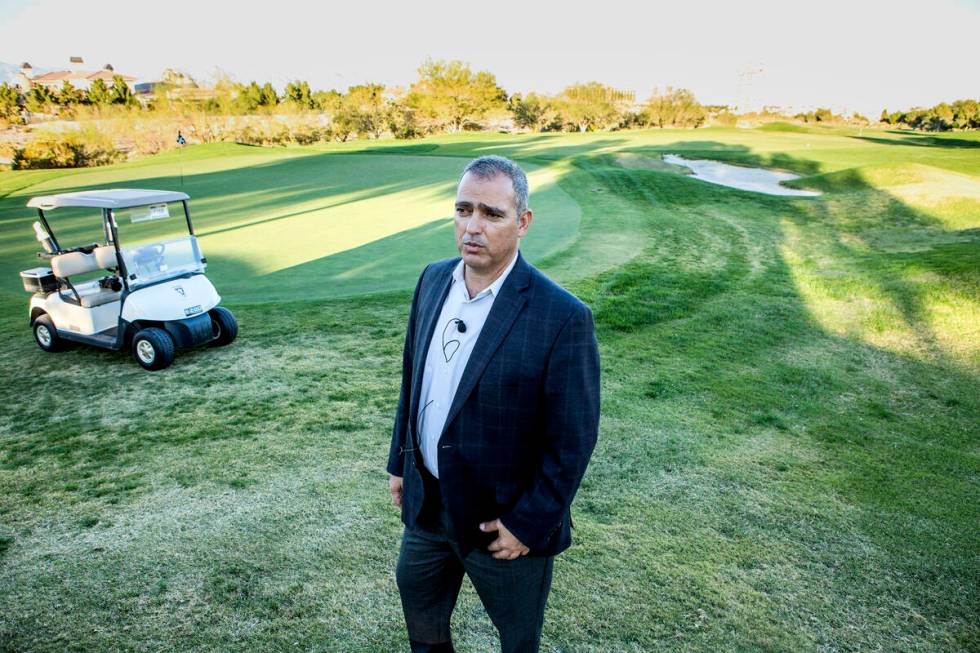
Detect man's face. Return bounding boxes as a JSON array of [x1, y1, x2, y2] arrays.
[[454, 172, 532, 275]]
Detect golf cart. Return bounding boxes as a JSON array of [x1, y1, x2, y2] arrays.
[[20, 189, 237, 370]]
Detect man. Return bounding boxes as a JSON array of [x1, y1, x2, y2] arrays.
[[387, 155, 600, 653]]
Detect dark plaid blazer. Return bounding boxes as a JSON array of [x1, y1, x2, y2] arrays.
[[387, 252, 600, 557]]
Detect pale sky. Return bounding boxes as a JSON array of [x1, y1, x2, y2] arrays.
[[1, 0, 977, 117]]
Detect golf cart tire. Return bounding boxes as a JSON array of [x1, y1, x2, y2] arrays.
[[132, 327, 175, 371], [209, 307, 238, 347], [33, 314, 66, 352]]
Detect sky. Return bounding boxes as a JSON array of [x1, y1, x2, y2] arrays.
[[0, 0, 977, 117]]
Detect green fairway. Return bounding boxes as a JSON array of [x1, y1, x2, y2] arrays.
[[0, 127, 978, 652], [0, 145, 580, 303]]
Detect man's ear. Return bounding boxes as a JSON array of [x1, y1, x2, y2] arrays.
[[517, 209, 533, 238]]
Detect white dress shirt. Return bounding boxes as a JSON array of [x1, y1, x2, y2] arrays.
[[418, 251, 520, 478]]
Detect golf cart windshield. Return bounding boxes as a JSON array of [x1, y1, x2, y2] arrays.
[[113, 201, 191, 242], [110, 201, 204, 288], [120, 236, 204, 288]]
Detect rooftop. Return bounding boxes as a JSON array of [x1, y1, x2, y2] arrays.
[[27, 189, 190, 210]]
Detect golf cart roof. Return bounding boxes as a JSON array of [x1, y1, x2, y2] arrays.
[[27, 189, 190, 210]]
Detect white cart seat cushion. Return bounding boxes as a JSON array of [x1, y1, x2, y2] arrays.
[[72, 279, 121, 308], [51, 251, 101, 278], [78, 288, 121, 308], [93, 245, 118, 269]]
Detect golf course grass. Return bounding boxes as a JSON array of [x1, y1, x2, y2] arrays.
[[0, 126, 977, 652]]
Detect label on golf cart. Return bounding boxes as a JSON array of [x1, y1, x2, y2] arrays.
[[130, 203, 171, 223], [184, 305, 202, 316]]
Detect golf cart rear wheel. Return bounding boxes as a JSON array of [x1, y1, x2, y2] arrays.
[[132, 327, 175, 371], [33, 315, 65, 352], [209, 307, 238, 347]]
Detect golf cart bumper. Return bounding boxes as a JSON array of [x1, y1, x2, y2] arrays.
[[163, 313, 215, 348]]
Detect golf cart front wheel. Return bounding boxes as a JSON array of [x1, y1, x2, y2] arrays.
[[132, 328, 175, 371], [33, 315, 65, 352], [209, 307, 238, 347]]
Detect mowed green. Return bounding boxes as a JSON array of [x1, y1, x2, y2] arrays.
[[0, 127, 977, 652], [0, 144, 580, 303]]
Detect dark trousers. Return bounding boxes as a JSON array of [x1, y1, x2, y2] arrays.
[[395, 475, 554, 653]]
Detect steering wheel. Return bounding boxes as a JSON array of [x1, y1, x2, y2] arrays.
[[134, 243, 166, 272]]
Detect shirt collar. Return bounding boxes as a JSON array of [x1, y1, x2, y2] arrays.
[[452, 249, 520, 301]]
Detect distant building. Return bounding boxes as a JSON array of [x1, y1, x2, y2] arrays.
[[14, 57, 137, 92]]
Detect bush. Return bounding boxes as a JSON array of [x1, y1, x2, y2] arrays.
[[711, 111, 737, 127], [11, 128, 121, 169], [290, 124, 326, 145], [232, 125, 264, 146]]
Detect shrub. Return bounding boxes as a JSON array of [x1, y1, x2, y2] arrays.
[[712, 111, 737, 127], [232, 124, 264, 146], [290, 124, 326, 145], [11, 128, 121, 169]]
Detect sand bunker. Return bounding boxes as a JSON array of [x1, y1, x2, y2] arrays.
[[663, 154, 821, 197]]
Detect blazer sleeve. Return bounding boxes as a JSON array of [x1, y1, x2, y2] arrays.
[[500, 303, 600, 549], [386, 265, 428, 477]]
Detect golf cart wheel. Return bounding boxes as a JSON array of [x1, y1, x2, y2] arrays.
[[208, 307, 238, 347], [132, 328, 175, 371], [33, 315, 65, 352]]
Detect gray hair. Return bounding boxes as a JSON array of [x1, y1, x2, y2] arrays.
[[460, 155, 529, 219]]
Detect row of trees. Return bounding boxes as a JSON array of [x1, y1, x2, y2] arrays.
[[880, 100, 980, 131], [4, 59, 977, 144], [178, 62, 711, 137], [0, 75, 137, 120], [0, 60, 713, 137]]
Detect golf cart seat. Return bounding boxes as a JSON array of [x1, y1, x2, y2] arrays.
[[50, 250, 122, 308]]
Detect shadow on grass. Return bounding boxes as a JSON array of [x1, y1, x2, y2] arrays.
[[557, 144, 978, 647], [854, 133, 980, 149]]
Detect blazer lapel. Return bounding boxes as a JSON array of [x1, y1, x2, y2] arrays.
[[409, 261, 455, 443], [440, 253, 531, 439]]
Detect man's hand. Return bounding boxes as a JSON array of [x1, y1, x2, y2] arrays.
[[389, 475, 403, 507], [479, 519, 530, 560]]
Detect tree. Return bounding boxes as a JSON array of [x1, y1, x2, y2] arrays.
[[285, 80, 314, 109], [387, 103, 420, 139], [508, 93, 548, 130], [24, 85, 55, 114], [951, 99, 980, 129], [88, 78, 111, 106], [260, 83, 278, 107], [557, 82, 633, 131], [331, 84, 390, 140], [813, 107, 833, 122], [880, 108, 890, 124], [59, 80, 84, 106], [0, 82, 21, 124], [312, 89, 343, 113], [405, 59, 506, 132], [928, 102, 954, 131], [109, 75, 137, 106], [643, 87, 705, 129], [236, 81, 263, 112]]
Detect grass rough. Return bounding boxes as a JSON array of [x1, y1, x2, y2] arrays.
[[0, 127, 978, 652]]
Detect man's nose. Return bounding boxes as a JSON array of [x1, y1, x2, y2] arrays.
[[465, 214, 484, 234]]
